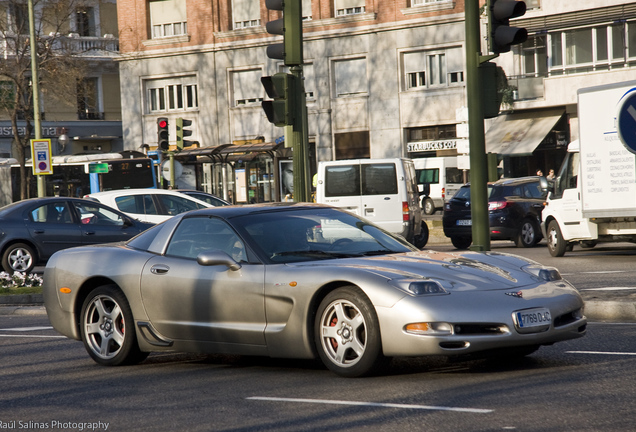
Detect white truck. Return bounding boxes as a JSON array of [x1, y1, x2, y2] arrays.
[[412, 157, 464, 215], [541, 80, 636, 257]]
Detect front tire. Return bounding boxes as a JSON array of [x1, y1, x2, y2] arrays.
[[422, 198, 435, 215], [547, 220, 567, 257], [80, 285, 148, 366], [2, 243, 36, 273], [315, 287, 388, 377], [515, 219, 540, 248]]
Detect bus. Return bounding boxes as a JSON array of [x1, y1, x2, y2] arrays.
[[4, 153, 157, 203]]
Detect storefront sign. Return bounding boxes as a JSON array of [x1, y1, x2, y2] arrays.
[[407, 139, 459, 153]]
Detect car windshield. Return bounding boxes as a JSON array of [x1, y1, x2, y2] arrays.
[[233, 208, 416, 263]]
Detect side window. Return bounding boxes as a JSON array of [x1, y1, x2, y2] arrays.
[[553, 152, 579, 199], [416, 168, 440, 184], [114, 195, 158, 216], [166, 217, 246, 261], [361, 163, 397, 195], [73, 202, 125, 226], [524, 183, 544, 199], [30, 202, 73, 224], [324, 165, 360, 197], [157, 195, 205, 216]]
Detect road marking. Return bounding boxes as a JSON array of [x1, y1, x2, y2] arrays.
[[567, 351, 636, 356], [247, 396, 493, 414], [579, 287, 636, 291], [0, 334, 65, 338], [2, 326, 53, 331]]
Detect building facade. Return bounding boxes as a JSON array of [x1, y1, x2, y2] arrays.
[[115, 0, 636, 202], [0, 0, 123, 161], [116, 0, 470, 202]]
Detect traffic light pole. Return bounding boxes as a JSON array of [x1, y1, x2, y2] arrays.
[[465, 0, 491, 251], [290, 65, 311, 202]]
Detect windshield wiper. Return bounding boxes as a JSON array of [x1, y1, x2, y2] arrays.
[[273, 250, 353, 259]]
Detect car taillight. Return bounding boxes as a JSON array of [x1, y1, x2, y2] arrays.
[[403, 201, 409, 221], [488, 201, 508, 211]]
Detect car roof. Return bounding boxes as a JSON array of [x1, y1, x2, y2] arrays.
[[460, 176, 543, 188], [87, 188, 190, 197], [176, 201, 340, 219]]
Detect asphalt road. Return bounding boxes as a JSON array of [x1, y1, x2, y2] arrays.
[[1, 314, 635, 432]]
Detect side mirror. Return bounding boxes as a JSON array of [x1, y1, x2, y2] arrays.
[[197, 250, 242, 271], [420, 183, 430, 196], [539, 176, 549, 191]]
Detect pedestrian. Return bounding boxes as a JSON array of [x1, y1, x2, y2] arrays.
[[536, 169, 543, 176], [546, 169, 555, 180]]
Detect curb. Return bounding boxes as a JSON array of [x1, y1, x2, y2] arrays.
[[0, 305, 46, 315]]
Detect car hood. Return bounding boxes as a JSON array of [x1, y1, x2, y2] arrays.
[[291, 250, 555, 291]]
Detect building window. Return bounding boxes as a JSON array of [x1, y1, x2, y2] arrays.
[[404, 47, 463, 90], [146, 76, 198, 113], [150, 0, 188, 39], [335, 131, 370, 160], [233, 0, 260, 29], [302, 0, 313, 20], [233, 69, 263, 106], [408, 125, 457, 142], [335, 0, 365, 16], [10, 4, 29, 34], [334, 58, 368, 97], [520, 21, 636, 77], [76, 8, 96, 37], [77, 78, 102, 120]]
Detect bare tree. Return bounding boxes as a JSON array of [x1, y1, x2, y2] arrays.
[[0, 0, 90, 199]]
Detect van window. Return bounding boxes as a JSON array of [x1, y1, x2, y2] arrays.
[[416, 168, 439, 185], [325, 165, 361, 197], [446, 167, 465, 183], [361, 163, 398, 195]]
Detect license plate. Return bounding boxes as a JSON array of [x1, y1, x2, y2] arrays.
[[456, 219, 472, 226], [514, 308, 551, 333]]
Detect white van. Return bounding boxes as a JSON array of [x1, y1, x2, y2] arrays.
[[315, 158, 428, 248], [413, 157, 465, 215]]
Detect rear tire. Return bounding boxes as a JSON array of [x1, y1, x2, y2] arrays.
[[450, 236, 472, 250], [315, 287, 388, 377], [515, 219, 540, 248], [2, 243, 36, 274], [80, 285, 148, 366], [546, 220, 567, 257]]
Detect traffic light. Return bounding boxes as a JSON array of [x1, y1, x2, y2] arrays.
[[265, 0, 303, 66], [175, 118, 195, 150], [157, 117, 169, 151], [261, 73, 297, 127], [487, 0, 527, 54]]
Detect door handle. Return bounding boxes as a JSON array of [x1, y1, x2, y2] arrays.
[[34, 230, 45, 234], [150, 264, 170, 275]]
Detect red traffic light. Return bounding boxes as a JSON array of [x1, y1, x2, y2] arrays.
[[158, 119, 168, 128]]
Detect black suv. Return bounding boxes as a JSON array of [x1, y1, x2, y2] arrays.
[[442, 176, 549, 249]]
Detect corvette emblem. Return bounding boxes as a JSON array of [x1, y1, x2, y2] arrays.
[[505, 291, 523, 298]]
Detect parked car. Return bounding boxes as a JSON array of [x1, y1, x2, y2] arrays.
[[0, 197, 153, 274], [43, 203, 586, 377], [443, 176, 549, 250], [177, 190, 230, 207], [85, 188, 213, 224]]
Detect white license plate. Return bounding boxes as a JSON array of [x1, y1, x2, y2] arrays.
[[456, 219, 472, 226], [514, 308, 551, 332]]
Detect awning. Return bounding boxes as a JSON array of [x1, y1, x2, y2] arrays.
[[176, 142, 283, 160], [485, 108, 564, 156]]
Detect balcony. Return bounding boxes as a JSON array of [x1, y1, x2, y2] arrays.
[[0, 33, 119, 59]]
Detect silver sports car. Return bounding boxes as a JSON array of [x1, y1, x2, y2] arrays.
[[43, 203, 587, 377]]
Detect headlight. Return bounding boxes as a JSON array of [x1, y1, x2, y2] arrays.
[[522, 264, 562, 282], [389, 279, 449, 296]]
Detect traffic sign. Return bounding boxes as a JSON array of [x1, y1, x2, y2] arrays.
[[617, 87, 636, 154], [30, 139, 53, 175], [89, 163, 109, 173]]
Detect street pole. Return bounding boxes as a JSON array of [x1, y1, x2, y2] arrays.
[[464, 0, 491, 251], [28, 0, 45, 197], [290, 65, 311, 202]]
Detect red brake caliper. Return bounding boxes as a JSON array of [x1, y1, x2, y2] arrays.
[[329, 316, 338, 349]]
